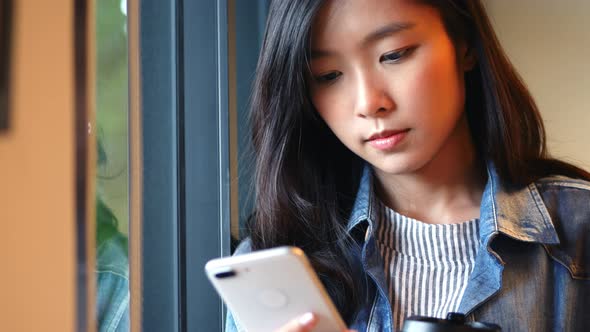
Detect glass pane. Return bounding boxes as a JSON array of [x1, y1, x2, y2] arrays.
[[96, 0, 129, 331]]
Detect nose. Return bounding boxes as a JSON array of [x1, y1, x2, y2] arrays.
[[354, 73, 395, 118]]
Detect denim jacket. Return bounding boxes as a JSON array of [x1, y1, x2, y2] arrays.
[[96, 233, 130, 332], [226, 164, 590, 331]]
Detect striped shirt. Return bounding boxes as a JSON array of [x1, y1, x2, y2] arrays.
[[373, 200, 480, 331]]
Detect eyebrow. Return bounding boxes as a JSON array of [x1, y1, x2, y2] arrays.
[[311, 21, 415, 59]]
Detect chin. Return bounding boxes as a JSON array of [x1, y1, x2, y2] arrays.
[[371, 159, 420, 176]]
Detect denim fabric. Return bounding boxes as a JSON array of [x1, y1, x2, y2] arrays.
[[226, 163, 590, 331], [96, 235, 130, 332]]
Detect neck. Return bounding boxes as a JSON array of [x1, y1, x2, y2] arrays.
[[373, 117, 486, 225]]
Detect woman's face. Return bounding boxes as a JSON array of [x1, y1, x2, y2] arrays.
[[309, 0, 474, 176]]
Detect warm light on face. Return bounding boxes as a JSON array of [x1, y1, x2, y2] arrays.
[[309, 0, 473, 177]]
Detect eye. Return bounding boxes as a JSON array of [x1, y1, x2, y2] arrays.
[[314, 71, 342, 84], [380, 47, 415, 63]]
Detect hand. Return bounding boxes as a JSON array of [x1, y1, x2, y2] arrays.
[[274, 312, 356, 332]]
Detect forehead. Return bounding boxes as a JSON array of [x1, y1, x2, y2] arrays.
[[311, 0, 440, 47]]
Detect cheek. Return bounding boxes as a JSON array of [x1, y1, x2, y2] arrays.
[[311, 90, 348, 130], [405, 47, 465, 125]]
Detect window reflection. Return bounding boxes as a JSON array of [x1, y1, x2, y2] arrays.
[[96, 0, 129, 331]]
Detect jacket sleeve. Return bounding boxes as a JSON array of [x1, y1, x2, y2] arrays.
[[96, 236, 130, 332], [223, 238, 253, 332], [225, 309, 242, 332]]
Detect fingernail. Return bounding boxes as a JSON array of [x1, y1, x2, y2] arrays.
[[299, 312, 315, 326]]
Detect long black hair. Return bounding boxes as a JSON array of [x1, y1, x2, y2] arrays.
[[247, 0, 590, 322]]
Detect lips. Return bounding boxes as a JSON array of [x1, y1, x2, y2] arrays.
[[366, 129, 410, 150], [366, 129, 409, 142]]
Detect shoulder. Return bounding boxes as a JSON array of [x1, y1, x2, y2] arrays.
[[534, 175, 590, 193], [533, 175, 590, 220], [96, 235, 130, 331], [533, 175, 590, 280], [97, 233, 129, 278]]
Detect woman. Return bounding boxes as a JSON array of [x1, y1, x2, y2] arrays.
[[96, 138, 129, 332], [228, 0, 590, 331]]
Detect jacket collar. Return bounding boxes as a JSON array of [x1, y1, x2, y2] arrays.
[[346, 165, 374, 233], [346, 162, 560, 246], [479, 162, 559, 245]]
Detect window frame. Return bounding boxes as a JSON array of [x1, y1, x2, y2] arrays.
[[130, 0, 232, 330]]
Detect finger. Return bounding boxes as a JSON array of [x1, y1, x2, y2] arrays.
[[275, 312, 318, 332]]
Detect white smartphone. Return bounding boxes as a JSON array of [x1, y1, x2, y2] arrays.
[[205, 246, 347, 332]]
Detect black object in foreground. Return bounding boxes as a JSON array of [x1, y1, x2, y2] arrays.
[[0, 0, 13, 131], [402, 312, 501, 332]]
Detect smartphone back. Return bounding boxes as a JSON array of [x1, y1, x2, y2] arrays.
[[205, 246, 346, 332]]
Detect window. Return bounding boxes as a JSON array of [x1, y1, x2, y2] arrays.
[[96, 0, 129, 330]]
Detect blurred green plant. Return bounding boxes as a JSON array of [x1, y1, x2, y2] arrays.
[[97, 0, 128, 235]]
